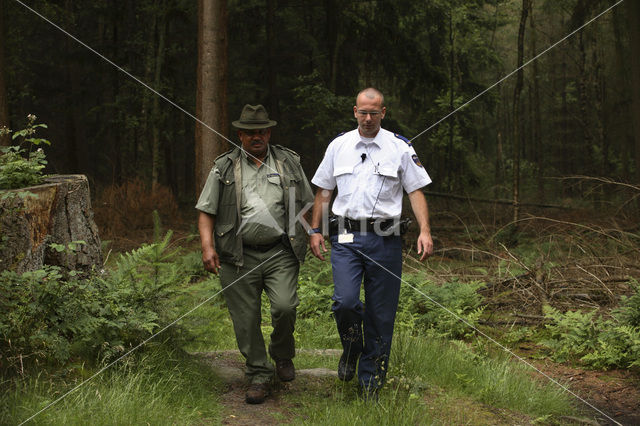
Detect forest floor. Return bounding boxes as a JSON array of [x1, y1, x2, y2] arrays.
[[96, 203, 640, 425], [193, 349, 640, 425]]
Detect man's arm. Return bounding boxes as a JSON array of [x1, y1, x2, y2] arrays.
[[198, 211, 220, 274], [309, 188, 333, 261], [408, 189, 433, 261]]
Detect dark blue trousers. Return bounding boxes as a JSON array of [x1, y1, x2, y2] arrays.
[[330, 232, 402, 390]]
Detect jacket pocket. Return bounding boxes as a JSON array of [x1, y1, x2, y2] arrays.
[[214, 222, 236, 257]]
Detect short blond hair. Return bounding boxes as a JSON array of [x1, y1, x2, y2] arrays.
[[357, 87, 384, 106]]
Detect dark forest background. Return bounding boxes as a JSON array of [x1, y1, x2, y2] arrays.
[[1, 0, 639, 219]]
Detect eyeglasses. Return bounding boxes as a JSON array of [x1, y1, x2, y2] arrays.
[[356, 110, 383, 117], [241, 129, 269, 136]]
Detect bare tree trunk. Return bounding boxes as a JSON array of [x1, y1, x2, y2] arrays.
[[0, 0, 10, 147], [64, 0, 79, 172], [195, 0, 229, 194], [325, 0, 342, 93], [512, 0, 530, 224], [151, 2, 167, 193], [495, 129, 504, 200], [266, 0, 279, 119], [612, 6, 631, 183], [447, 8, 455, 192], [529, 0, 543, 202], [628, 0, 640, 211]]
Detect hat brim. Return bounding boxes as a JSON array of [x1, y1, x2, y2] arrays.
[[232, 120, 277, 129]]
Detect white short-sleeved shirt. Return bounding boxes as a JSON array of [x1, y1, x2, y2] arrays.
[[311, 128, 431, 219]]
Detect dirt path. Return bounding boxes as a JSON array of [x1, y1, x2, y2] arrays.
[[196, 350, 640, 425], [527, 359, 640, 425], [195, 351, 338, 425]]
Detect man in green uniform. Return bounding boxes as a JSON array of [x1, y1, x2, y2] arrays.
[[196, 104, 313, 404]]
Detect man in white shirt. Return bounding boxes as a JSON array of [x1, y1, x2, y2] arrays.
[[309, 88, 434, 398]]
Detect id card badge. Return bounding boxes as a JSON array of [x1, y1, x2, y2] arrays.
[[338, 233, 354, 244]]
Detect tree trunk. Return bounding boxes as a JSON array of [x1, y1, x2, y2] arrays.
[[64, 0, 79, 172], [325, 0, 342, 93], [447, 8, 455, 193], [612, 6, 631, 183], [151, 2, 167, 193], [266, 0, 279, 119], [628, 0, 640, 211], [0, 0, 10, 147], [195, 0, 229, 194], [512, 0, 530, 224], [0, 175, 103, 274], [529, 0, 543, 202]]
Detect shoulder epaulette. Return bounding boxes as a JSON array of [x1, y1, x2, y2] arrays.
[[214, 148, 235, 162], [394, 133, 412, 147], [273, 144, 301, 159]]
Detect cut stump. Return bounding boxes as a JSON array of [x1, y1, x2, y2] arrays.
[[0, 174, 102, 273]]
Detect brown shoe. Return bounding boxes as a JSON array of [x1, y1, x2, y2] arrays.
[[274, 358, 295, 382], [245, 383, 269, 404]]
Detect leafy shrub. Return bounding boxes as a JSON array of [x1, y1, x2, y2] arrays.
[[615, 280, 640, 327], [0, 114, 50, 190], [540, 283, 640, 369], [398, 276, 486, 339], [296, 257, 334, 318], [0, 232, 189, 374]]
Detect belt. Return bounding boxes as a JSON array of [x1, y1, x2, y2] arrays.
[[243, 239, 282, 252], [328, 216, 409, 236]]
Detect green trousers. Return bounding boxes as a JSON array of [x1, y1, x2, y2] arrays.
[[219, 243, 300, 384]]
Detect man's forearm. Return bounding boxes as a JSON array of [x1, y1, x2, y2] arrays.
[[311, 188, 333, 229], [198, 211, 216, 249], [408, 190, 431, 233]]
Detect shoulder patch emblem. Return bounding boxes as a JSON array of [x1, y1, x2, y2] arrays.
[[411, 154, 423, 168], [332, 131, 346, 141], [394, 133, 412, 147]]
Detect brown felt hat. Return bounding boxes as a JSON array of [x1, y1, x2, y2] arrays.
[[232, 104, 277, 129]]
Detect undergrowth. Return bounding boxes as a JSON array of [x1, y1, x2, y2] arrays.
[[0, 231, 190, 374], [540, 280, 640, 369], [1, 346, 223, 425]]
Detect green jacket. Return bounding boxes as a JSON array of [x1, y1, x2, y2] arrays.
[[212, 145, 313, 266]]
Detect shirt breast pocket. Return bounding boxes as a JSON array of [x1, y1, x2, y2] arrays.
[[376, 165, 400, 199], [266, 173, 281, 186], [333, 166, 355, 196]]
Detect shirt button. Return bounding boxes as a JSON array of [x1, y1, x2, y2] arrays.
[[290, 237, 294, 241]]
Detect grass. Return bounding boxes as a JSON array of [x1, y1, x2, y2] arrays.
[[1, 346, 224, 425], [390, 333, 575, 418], [2, 249, 585, 425]]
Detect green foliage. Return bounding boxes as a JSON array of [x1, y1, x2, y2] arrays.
[[397, 276, 485, 339], [387, 333, 576, 420], [540, 284, 640, 369], [0, 231, 190, 374], [615, 280, 640, 327], [0, 115, 50, 190], [540, 306, 600, 363], [1, 347, 223, 425], [296, 256, 335, 318], [290, 75, 355, 147]]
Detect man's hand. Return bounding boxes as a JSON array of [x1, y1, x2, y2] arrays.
[[416, 231, 433, 261], [310, 232, 327, 261], [202, 245, 220, 274], [198, 211, 220, 274], [309, 188, 333, 261], [408, 189, 434, 262]]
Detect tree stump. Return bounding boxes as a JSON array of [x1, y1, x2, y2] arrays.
[[0, 174, 103, 274]]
